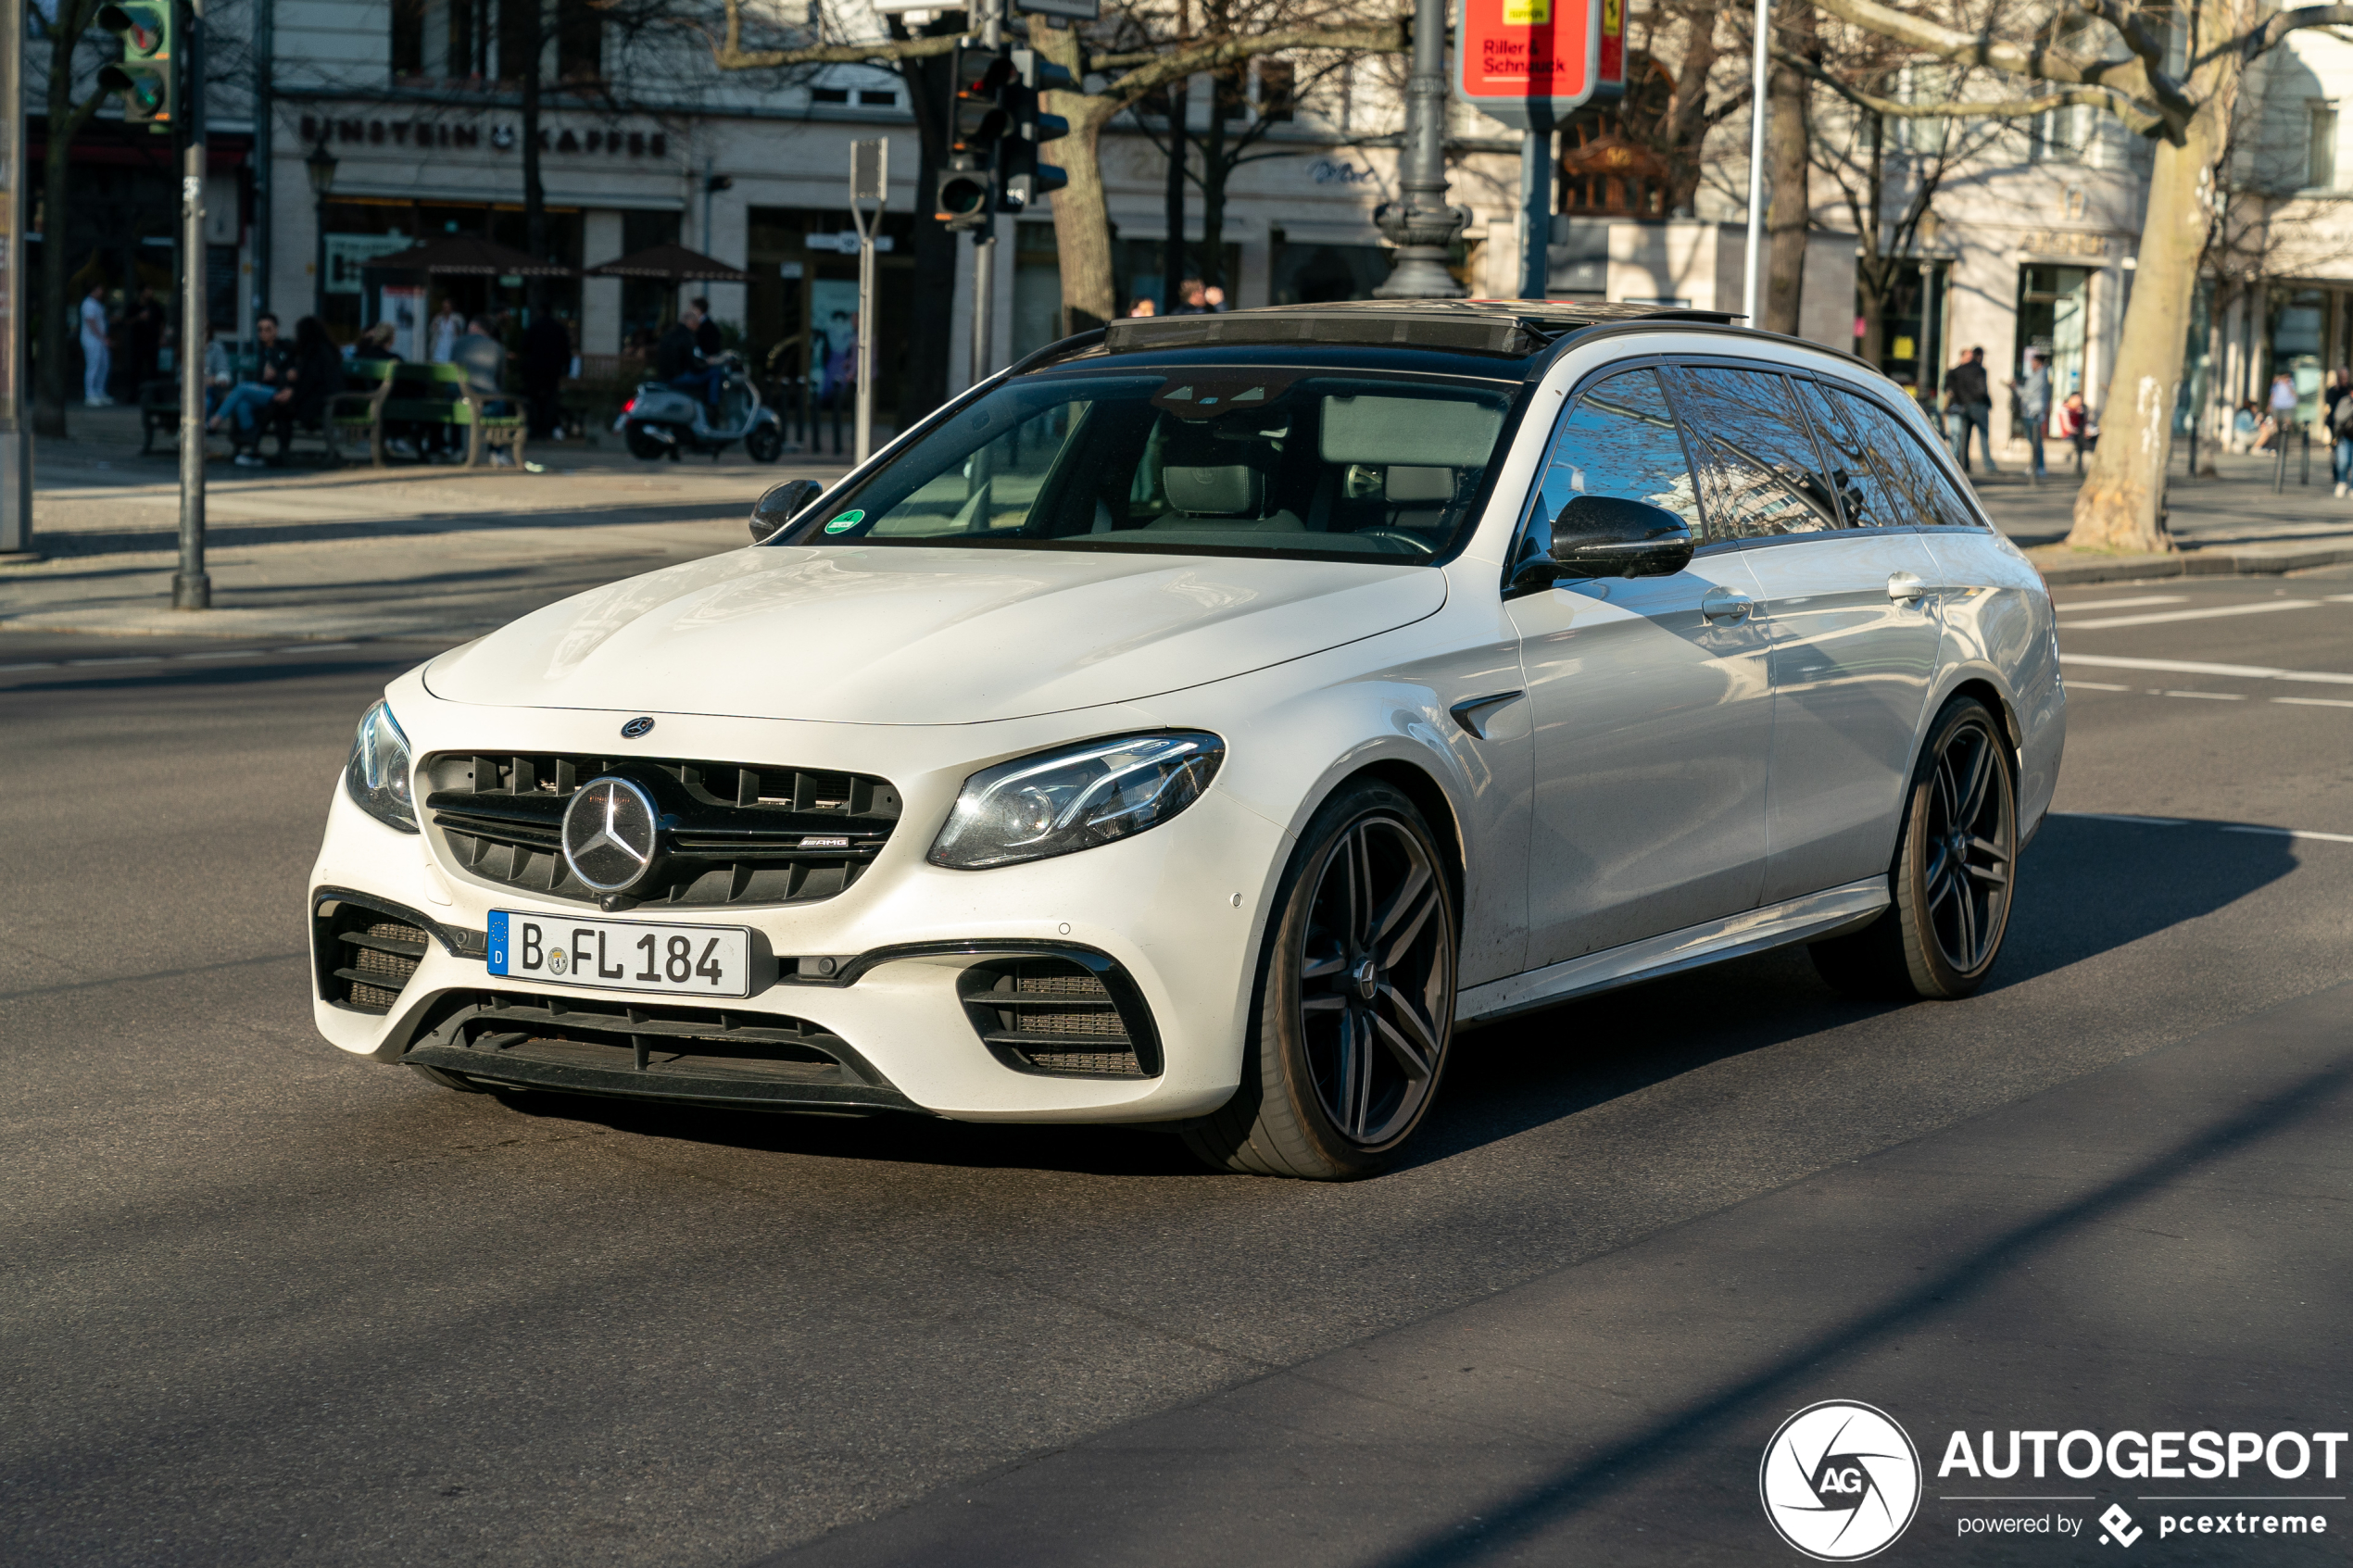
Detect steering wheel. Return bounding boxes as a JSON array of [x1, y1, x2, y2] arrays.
[[1353, 527, 1436, 558]]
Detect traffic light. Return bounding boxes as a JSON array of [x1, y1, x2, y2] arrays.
[[935, 40, 1013, 231], [96, 1, 173, 127], [997, 48, 1072, 212]]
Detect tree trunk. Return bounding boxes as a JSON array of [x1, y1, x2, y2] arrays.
[[1198, 76, 1227, 291], [898, 44, 956, 420], [36, 4, 102, 439], [522, 18, 547, 317], [2065, 63, 2238, 550], [1761, 6, 1812, 335], [1038, 27, 1115, 334], [1164, 80, 1187, 313]]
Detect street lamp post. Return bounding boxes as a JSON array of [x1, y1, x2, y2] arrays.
[[1743, 0, 1769, 324], [172, 0, 208, 609], [1373, 0, 1467, 298], [307, 137, 337, 321]]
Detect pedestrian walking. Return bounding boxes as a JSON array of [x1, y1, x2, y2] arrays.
[[1943, 346, 1994, 474], [428, 297, 463, 363], [79, 282, 112, 406], [2015, 348, 2051, 483], [2328, 370, 2353, 495], [521, 309, 573, 442]]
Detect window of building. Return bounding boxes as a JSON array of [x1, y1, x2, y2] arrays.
[[2310, 102, 2338, 190], [391, 0, 427, 78], [1554, 64, 1676, 219], [558, 0, 603, 82]]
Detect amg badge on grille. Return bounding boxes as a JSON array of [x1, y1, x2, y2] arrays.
[[620, 716, 656, 738], [561, 776, 660, 893]]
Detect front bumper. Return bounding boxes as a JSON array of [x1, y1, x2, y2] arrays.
[[307, 701, 1291, 1124]]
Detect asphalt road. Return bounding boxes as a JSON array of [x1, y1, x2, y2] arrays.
[[5, 568, 2351, 1566]]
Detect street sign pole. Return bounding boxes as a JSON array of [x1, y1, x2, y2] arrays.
[[1517, 128, 1550, 299], [1743, 0, 1768, 324], [1456, 0, 1619, 303], [173, 0, 208, 608], [0, 0, 33, 561], [970, 0, 1001, 385], [849, 138, 887, 464]]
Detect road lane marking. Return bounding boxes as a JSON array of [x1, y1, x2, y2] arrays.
[[2221, 824, 2353, 845], [2160, 689, 2245, 700], [2062, 653, 2353, 685], [2067, 681, 2132, 690], [2275, 696, 2353, 709], [2051, 812, 2351, 844], [0, 661, 57, 671], [67, 656, 161, 666], [2055, 595, 2187, 612], [2058, 599, 2321, 630], [180, 649, 263, 661]]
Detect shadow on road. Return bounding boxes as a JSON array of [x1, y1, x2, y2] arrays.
[[491, 816, 2299, 1181]]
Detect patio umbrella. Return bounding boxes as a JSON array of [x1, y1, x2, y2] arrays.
[[361, 234, 576, 276], [585, 242, 750, 284]]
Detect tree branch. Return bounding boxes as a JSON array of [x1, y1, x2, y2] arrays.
[[2243, 5, 2353, 58], [1809, 0, 2185, 136], [1779, 50, 2166, 139]]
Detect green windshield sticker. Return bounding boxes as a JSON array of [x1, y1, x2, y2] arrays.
[[824, 510, 866, 533]]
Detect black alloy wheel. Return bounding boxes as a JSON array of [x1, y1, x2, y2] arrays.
[[1810, 695, 2018, 1000], [1186, 779, 1457, 1179]]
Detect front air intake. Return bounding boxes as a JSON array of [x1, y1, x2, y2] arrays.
[[957, 955, 1162, 1078], [315, 898, 430, 1014]]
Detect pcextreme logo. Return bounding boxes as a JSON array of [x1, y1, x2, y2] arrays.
[[1760, 1400, 1925, 1561]]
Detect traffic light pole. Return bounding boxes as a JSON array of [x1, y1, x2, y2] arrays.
[[172, 0, 208, 609], [969, 0, 1003, 387], [0, 0, 33, 561], [849, 139, 886, 463]]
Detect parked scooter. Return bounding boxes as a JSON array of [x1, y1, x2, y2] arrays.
[[620, 353, 787, 462]]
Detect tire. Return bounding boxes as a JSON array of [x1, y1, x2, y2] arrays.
[[1809, 695, 2019, 1000], [623, 422, 671, 462], [1184, 779, 1457, 1180], [745, 422, 785, 463]]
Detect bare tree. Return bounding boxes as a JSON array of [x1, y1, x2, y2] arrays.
[[1799, 0, 2353, 552]]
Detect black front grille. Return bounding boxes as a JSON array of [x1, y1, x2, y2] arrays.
[[400, 991, 919, 1113], [958, 957, 1161, 1078], [423, 752, 900, 909], [320, 902, 429, 1014]]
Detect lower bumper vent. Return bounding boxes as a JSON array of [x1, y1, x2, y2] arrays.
[[321, 906, 428, 1014], [401, 992, 919, 1113], [958, 956, 1162, 1079]]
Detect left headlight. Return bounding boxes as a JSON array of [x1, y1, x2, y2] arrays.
[[929, 732, 1224, 871], [345, 699, 419, 834]]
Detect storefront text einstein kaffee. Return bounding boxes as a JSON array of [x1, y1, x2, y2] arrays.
[[296, 112, 670, 160]]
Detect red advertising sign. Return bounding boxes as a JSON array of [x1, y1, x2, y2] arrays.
[[1457, 0, 1620, 131]]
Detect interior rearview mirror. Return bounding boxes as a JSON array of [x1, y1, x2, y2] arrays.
[[1510, 495, 1694, 592], [750, 479, 825, 543]]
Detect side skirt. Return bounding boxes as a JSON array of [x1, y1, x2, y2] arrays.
[[1455, 878, 1890, 1026]]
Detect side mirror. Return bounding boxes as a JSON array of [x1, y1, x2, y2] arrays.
[[749, 479, 825, 543], [1511, 495, 1693, 591]]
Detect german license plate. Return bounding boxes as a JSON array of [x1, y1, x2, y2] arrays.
[[486, 911, 752, 998]]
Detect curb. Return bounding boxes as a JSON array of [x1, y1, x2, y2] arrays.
[[2029, 542, 2353, 586]]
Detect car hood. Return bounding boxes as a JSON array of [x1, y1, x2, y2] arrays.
[[422, 545, 1447, 724]]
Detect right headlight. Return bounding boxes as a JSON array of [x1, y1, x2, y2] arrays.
[[344, 698, 418, 834], [928, 732, 1225, 871]]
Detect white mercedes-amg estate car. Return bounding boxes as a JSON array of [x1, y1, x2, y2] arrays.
[[310, 300, 2064, 1179]]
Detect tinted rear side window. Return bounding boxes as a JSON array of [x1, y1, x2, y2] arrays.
[[1828, 385, 1980, 528], [1792, 377, 1903, 529], [1660, 365, 1843, 541]]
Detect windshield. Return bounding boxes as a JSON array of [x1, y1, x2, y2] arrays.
[[777, 368, 1520, 562]]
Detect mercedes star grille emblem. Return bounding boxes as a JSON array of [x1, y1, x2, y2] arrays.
[[561, 776, 660, 893], [621, 716, 656, 738]]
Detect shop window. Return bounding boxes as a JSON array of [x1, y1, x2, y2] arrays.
[[1268, 232, 1392, 305], [2015, 265, 2089, 436], [2309, 102, 2338, 191], [558, 0, 603, 82]]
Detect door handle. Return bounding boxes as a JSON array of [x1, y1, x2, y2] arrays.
[[1887, 571, 1932, 603], [1701, 586, 1755, 623]]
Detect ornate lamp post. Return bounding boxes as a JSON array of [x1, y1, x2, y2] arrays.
[[307, 137, 338, 320], [1374, 0, 1468, 298]]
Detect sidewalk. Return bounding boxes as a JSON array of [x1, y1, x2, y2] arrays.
[[0, 406, 850, 642], [5, 410, 2351, 642], [1974, 445, 2353, 584]]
